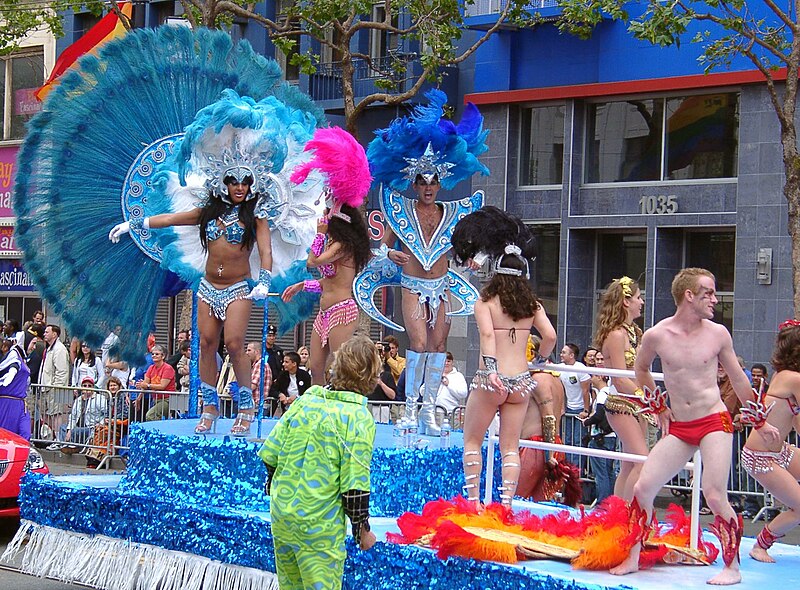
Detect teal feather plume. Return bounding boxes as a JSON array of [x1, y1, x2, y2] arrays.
[[14, 26, 309, 364]]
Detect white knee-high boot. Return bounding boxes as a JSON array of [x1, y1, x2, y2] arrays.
[[404, 351, 426, 421], [418, 352, 444, 435]]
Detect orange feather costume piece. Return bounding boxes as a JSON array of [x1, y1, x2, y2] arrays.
[[387, 496, 718, 569]]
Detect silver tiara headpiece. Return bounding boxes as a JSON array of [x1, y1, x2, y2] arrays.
[[401, 142, 455, 185], [493, 244, 529, 279], [198, 136, 273, 204]]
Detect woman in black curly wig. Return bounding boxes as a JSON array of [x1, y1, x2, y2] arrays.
[[282, 203, 371, 384], [453, 208, 556, 507]]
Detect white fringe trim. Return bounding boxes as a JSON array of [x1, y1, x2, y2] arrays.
[[1, 521, 279, 590]]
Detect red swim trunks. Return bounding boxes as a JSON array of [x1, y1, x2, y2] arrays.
[[668, 411, 733, 446]]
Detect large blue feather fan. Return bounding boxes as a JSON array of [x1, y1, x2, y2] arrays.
[[366, 89, 490, 191], [14, 26, 322, 363]]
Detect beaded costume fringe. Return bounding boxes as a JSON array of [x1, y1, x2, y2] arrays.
[[2, 520, 279, 590]]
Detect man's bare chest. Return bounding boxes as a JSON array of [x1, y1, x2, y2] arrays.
[[416, 207, 442, 242]]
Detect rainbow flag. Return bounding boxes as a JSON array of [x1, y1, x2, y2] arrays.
[[35, 2, 133, 102]]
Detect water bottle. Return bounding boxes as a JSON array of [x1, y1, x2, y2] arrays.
[[399, 418, 409, 448], [440, 418, 451, 449], [393, 420, 403, 448], [407, 419, 419, 447]]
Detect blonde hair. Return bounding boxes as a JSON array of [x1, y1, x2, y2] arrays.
[[329, 335, 381, 395], [671, 268, 715, 305], [594, 278, 641, 349]]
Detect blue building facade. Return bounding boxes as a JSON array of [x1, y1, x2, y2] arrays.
[[462, 2, 793, 372]]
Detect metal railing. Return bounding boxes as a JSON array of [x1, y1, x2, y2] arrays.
[[464, 0, 560, 17]]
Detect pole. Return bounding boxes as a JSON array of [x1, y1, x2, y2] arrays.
[[188, 291, 200, 418], [256, 300, 270, 439]]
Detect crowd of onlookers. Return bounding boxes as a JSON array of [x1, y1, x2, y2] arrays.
[[0, 308, 775, 506]]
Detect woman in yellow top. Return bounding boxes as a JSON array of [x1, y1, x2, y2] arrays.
[[594, 276, 646, 500]]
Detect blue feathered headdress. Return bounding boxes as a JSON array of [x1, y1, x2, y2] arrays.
[[366, 89, 490, 191]]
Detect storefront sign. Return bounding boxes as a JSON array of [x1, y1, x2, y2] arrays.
[[0, 259, 35, 292], [0, 226, 18, 254], [0, 146, 18, 218], [14, 88, 41, 117]]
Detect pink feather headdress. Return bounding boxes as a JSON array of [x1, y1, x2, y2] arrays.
[[291, 127, 372, 211]]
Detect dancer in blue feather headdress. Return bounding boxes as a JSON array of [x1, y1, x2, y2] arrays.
[[14, 26, 324, 366], [355, 89, 488, 437], [109, 88, 325, 437]]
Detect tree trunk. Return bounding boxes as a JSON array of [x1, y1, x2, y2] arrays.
[[781, 128, 800, 317]]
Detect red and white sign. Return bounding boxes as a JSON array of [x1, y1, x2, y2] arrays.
[[13, 88, 41, 117]]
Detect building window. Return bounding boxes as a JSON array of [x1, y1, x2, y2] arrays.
[[586, 99, 663, 183], [666, 94, 738, 180], [519, 105, 565, 186], [528, 224, 560, 333], [596, 232, 647, 289], [2, 49, 44, 141], [585, 92, 738, 183], [369, 4, 398, 66], [686, 229, 735, 332]]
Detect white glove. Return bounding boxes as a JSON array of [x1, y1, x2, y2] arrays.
[[247, 283, 270, 301], [246, 269, 272, 301], [108, 222, 131, 243]]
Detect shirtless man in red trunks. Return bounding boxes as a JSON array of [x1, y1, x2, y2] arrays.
[[610, 267, 780, 585]]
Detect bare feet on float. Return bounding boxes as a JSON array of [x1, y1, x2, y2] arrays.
[[749, 545, 775, 563], [706, 566, 741, 585], [609, 552, 639, 576]]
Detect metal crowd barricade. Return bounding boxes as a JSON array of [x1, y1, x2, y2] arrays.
[[28, 383, 115, 460], [484, 419, 706, 549]]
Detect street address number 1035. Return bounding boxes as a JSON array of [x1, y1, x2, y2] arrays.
[[639, 195, 678, 215]]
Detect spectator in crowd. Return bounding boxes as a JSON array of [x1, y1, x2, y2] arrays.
[[0, 339, 31, 439], [52, 376, 108, 452], [369, 342, 397, 423], [435, 352, 468, 416], [297, 345, 311, 375], [558, 343, 591, 468], [245, 341, 272, 413], [394, 368, 408, 424], [175, 341, 191, 391], [99, 325, 123, 389], [25, 323, 45, 387], [85, 376, 129, 469], [583, 351, 617, 504], [384, 336, 405, 386], [132, 333, 156, 384], [737, 355, 752, 383], [166, 329, 190, 374], [30, 310, 45, 326], [3, 319, 24, 350], [72, 342, 101, 387], [594, 276, 648, 501], [258, 335, 378, 589], [135, 344, 176, 421], [583, 346, 599, 367], [40, 324, 70, 440], [270, 351, 311, 414], [751, 363, 770, 393], [265, 325, 284, 383]]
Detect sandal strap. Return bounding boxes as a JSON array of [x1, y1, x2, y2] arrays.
[[234, 412, 255, 423]]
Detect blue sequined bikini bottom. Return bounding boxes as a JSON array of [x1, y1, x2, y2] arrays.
[[400, 273, 450, 328], [197, 278, 250, 321]]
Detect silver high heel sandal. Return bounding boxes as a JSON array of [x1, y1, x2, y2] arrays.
[[230, 412, 254, 437], [194, 412, 219, 434]]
